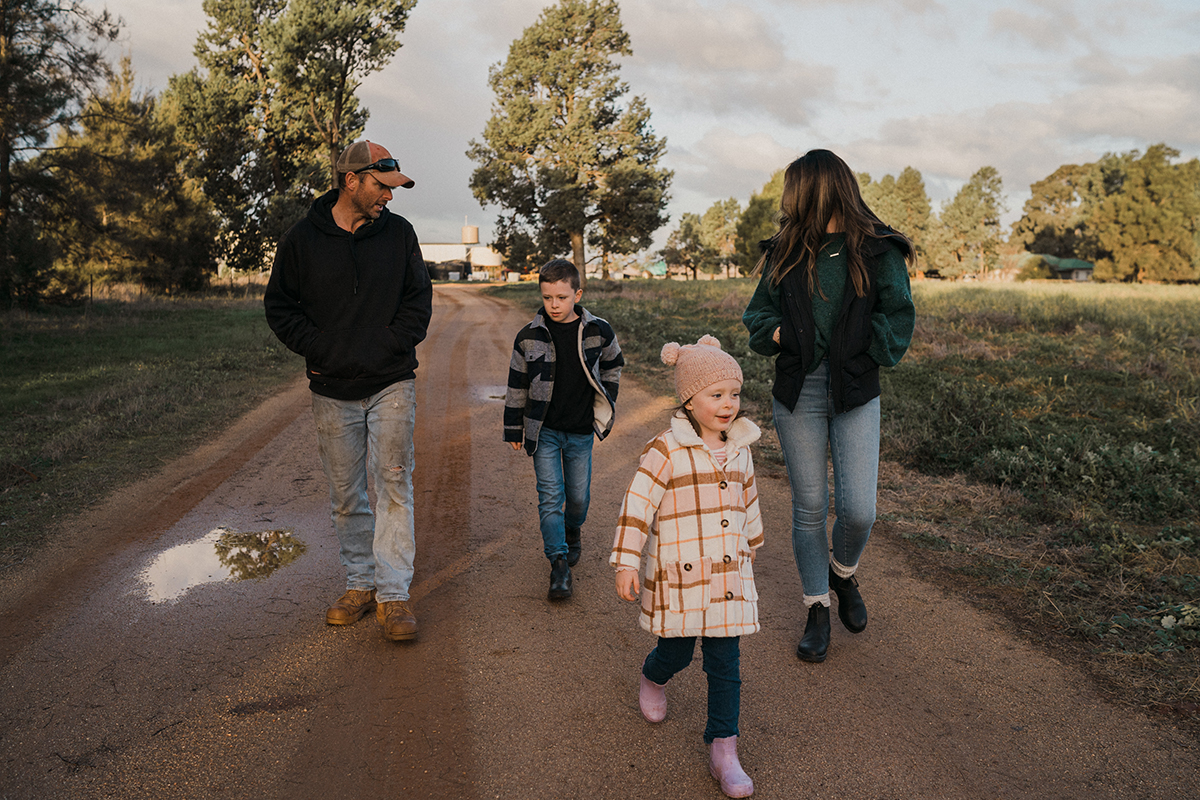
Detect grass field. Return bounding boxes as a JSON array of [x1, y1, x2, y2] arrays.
[[488, 277, 1200, 725], [0, 297, 303, 566]]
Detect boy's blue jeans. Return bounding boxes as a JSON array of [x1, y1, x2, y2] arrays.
[[532, 428, 593, 560], [772, 360, 880, 608], [311, 380, 417, 603], [644, 636, 741, 743]]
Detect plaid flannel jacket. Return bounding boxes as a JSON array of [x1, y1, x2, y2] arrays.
[[503, 306, 623, 455], [610, 414, 763, 638]]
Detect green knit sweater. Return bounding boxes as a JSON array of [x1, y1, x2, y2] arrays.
[[742, 233, 914, 372]]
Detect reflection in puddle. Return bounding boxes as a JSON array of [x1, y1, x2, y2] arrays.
[[140, 527, 307, 603], [472, 384, 509, 403]]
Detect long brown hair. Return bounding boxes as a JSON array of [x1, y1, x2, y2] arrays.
[[754, 149, 913, 297]]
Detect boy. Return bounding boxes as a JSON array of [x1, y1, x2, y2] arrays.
[[504, 259, 624, 601]]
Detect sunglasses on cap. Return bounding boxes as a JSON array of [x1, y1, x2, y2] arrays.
[[354, 158, 402, 173]]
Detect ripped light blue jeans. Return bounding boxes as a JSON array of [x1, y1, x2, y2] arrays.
[[772, 360, 879, 608], [312, 380, 417, 603]]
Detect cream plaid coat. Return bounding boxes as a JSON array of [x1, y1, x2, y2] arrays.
[[610, 413, 763, 638]]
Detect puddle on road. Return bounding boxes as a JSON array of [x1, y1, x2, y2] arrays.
[[140, 526, 307, 603], [473, 384, 508, 403]]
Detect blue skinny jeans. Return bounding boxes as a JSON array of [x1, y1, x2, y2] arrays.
[[532, 427, 593, 560], [772, 360, 880, 607]]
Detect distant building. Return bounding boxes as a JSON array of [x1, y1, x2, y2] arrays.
[[420, 222, 503, 280], [1039, 254, 1094, 281]]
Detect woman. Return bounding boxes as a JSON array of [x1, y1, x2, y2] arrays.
[[743, 149, 915, 663]]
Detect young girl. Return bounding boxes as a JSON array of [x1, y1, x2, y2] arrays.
[[611, 335, 762, 799]]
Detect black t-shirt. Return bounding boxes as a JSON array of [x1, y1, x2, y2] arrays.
[[542, 317, 594, 436]]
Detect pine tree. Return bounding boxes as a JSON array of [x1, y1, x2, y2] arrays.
[[700, 198, 742, 277], [1010, 163, 1093, 259], [165, 0, 314, 273], [734, 169, 784, 272], [935, 166, 1006, 278], [0, 0, 118, 306], [860, 173, 903, 231], [47, 60, 217, 294], [893, 166, 932, 272], [164, 0, 413, 272], [268, 0, 416, 186], [1089, 144, 1200, 282], [659, 212, 710, 280], [468, 0, 671, 280]]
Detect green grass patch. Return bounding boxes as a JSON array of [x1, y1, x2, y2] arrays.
[[1, 298, 303, 567]]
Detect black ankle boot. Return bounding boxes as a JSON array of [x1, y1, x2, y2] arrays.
[[548, 556, 573, 600], [797, 604, 830, 662], [829, 565, 867, 633], [565, 527, 581, 567]]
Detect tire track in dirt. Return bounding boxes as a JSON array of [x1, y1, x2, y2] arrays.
[[276, 284, 481, 798], [0, 380, 311, 666]]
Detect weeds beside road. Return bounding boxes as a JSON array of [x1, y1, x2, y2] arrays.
[[489, 278, 1200, 732], [0, 297, 302, 567]]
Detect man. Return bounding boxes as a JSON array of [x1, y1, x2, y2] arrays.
[[265, 140, 432, 641]]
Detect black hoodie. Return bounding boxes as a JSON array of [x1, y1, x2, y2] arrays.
[[264, 189, 433, 401]]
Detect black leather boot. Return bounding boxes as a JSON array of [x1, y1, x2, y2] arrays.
[[548, 556, 573, 600], [796, 604, 830, 662], [565, 526, 582, 567], [829, 565, 867, 633]]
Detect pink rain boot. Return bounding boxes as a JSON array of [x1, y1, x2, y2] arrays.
[[709, 735, 754, 797], [638, 673, 667, 722]]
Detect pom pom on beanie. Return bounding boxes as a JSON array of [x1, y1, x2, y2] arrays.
[[660, 334, 743, 402]]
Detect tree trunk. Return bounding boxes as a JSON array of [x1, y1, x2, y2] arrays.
[[0, 131, 11, 298], [570, 230, 586, 288]]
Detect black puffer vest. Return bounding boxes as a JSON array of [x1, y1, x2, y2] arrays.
[[771, 228, 908, 414]]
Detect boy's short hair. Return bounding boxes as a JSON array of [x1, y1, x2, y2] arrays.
[[538, 259, 580, 291]]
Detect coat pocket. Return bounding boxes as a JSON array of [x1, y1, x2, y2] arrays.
[[739, 556, 759, 602], [709, 554, 742, 603], [663, 557, 712, 614], [710, 554, 756, 603]]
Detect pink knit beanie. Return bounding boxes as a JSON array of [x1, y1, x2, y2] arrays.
[[660, 335, 743, 402]]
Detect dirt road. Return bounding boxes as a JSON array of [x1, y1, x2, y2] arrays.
[[1, 284, 1196, 799]]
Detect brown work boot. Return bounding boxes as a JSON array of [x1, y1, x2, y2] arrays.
[[377, 600, 418, 641], [325, 589, 377, 625]]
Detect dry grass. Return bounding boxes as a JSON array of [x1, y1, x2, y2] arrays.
[[875, 461, 1200, 732]]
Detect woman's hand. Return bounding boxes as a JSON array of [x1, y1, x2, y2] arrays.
[[616, 569, 640, 602], [772, 326, 780, 344]]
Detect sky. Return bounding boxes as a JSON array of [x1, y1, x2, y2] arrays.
[[96, 0, 1200, 249]]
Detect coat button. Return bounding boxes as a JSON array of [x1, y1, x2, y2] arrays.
[[724, 591, 734, 600], [723, 555, 732, 563], [683, 562, 692, 571], [721, 519, 729, 527], [719, 481, 728, 489]]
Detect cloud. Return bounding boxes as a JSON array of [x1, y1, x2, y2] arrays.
[[624, 1, 834, 126], [774, 0, 942, 12], [841, 49, 1200, 207], [103, 0, 208, 90], [667, 128, 797, 202], [990, 2, 1089, 51], [1055, 53, 1200, 146]]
